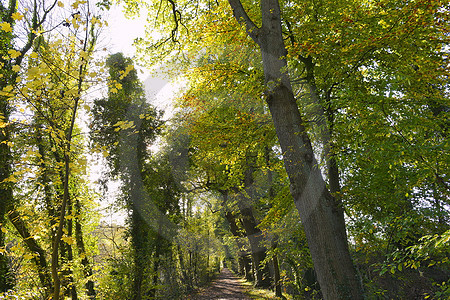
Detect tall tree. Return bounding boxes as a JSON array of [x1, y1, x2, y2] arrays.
[[0, 0, 58, 293], [127, 0, 362, 296], [225, 1, 362, 297], [91, 52, 165, 300]]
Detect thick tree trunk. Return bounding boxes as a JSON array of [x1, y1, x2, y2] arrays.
[[178, 245, 190, 289], [227, 0, 363, 298], [0, 105, 14, 292], [131, 210, 145, 300], [148, 219, 163, 298], [60, 198, 78, 300], [0, 3, 16, 290], [266, 75, 361, 300]]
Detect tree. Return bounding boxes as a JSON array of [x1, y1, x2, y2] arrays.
[[91, 52, 166, 300], [195, 0, 363, 298], [176, 100, 275, 288], [0, 1, 105, 297], [136, 0, 448, 297], [0, 0, 59, 292]]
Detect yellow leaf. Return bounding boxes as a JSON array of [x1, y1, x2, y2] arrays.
[[8, 49, 20, 59], [120, 64, 134, 79], [57, 1, 64, 7], [27, 67, 39, 78], [80, 51, 88, 59], [378, 20, 389, 29], [30, 52, 38, 59], [11, 12, 23, 21], [111, 88, 118, 93], [23, 253, 34, 260], [0, 22, 12, 32], [3, 85, 13, 92], [61, 236, 75, 245], [12, 65, 20, 72], [1, 227, 7, 233]]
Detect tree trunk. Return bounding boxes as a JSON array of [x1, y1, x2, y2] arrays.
[[177, 245, 190, 289], [224, 210, 253, 281], [131, 210, 145, 300], [237, 203, 271, 288], [61, 198, 78, 300], [8, 210, 52, 295], [0, 100, 14, 292], [227, 0, 363, 298], [235, 161, 271, 288], [148, 218, 164, 298], [0, 1, 17, 289], [272, 242, 284, 299]]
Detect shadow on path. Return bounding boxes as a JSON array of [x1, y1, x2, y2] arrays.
[[188, 268, 251, 299]]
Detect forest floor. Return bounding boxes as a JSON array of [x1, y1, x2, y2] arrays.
[[188, 268, 251, 299]]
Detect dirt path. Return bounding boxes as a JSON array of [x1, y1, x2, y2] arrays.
[[188, 268, 251, 299]]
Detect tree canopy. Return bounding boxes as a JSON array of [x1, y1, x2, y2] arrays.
[[0, 0, 448, 299]]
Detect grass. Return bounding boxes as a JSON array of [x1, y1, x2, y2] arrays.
[[238, 277, 293, 300]]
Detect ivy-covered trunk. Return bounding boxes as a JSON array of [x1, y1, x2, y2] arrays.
[[0, 14, 14, 289], [227, 0, 363, 298], [0, 96, 14, 292]]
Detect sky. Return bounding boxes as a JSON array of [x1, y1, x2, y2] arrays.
[[102, 3, 146, 58]]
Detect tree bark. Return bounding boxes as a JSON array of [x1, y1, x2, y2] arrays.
[[273, 252, 283, 298], [131, 210, 145, 300], [234, 159, 271, 288], [236, 202, 271, 288], [227, 0, 363, 298], [0, 98, 14, 292], [8, 210, 52, 295]]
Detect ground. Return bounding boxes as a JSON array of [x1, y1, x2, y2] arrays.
[[189, 268, 251, 299]]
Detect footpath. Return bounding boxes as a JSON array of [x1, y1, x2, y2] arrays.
[[188, 268, 251, 299]]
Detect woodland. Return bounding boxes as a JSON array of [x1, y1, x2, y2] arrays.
[[0, 0, 448, 299]]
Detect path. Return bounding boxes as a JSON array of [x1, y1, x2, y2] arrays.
[[189, 268, 251, 299]]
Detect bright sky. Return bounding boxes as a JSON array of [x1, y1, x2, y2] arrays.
[[103, 4, 146, 57]]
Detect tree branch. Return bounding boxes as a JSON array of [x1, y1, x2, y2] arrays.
[[227, 0, 259, 43]]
